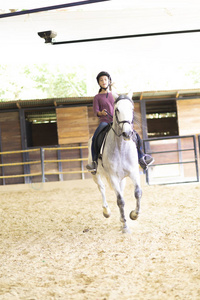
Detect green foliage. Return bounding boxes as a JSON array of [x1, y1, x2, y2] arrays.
[[186, 68, 200, 85], [0, 64, 87, 101], [26, 64, 87, 98], [0, 65, 25, 101]]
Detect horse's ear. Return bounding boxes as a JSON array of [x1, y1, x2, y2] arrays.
[[127, 90, 133, 101], [112, 91, 119, 101]]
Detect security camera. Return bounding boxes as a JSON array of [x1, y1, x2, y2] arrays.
[[38, 31, 57, 43]]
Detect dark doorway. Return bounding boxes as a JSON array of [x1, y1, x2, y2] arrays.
[[146, 100, 179, 137], [25, 109, 58, 147]]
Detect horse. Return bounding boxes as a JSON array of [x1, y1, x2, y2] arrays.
[[87, 93, 142, 233]]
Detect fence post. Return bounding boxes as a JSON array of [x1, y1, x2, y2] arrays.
[[143, 140, 150, 184], [193, 135, 199, 182], [177, 138, 184, 177], [0, 128, 5, 185], [40, 147, 45, 183], [79, 143, 85, 180], [57, 146, 63, 181], [19, 109, 30, 184]]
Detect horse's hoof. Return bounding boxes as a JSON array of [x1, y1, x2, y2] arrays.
[[103, 207, 111, 218], [122, 225, 131, 234], [130, 210, 139, 220]]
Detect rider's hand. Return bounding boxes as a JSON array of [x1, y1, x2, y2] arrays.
[[101, 109, 108, 116]]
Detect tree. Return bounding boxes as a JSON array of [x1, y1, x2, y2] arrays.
[[186, 68, 200, 85], [0, 64, 87, 101], [0, 65, 25, 101], [24, 64, 87, 98]]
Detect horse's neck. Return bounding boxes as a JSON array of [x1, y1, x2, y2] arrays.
[[112, 120, 119, 137], [111, 120, 135, 150]]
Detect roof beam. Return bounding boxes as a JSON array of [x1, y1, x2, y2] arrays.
[[52, 29, 200, 45], [0, 0, 109, 19]]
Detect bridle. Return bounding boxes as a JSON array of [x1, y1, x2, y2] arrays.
[[107, 95, 134, 138]]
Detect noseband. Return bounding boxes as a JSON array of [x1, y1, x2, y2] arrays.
[[112, 95, 134, 137]]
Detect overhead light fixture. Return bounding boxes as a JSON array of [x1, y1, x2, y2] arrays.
[[38, 31, 57, 43]]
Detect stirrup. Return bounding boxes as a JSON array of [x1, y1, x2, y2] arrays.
[[139, 155, 154, 170], [86, 161, 97, 173]]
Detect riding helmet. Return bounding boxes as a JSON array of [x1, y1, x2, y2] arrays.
[[96, 71, 112, 84]]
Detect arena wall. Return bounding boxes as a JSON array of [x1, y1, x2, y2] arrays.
[[0, 90, 200, 185]]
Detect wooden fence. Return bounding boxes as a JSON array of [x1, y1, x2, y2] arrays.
[[0, 145, 89, 185]]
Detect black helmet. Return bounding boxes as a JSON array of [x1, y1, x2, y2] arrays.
[[96, 71, 112, 84]]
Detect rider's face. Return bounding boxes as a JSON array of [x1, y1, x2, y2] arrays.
[[99, 76, 109, 89]]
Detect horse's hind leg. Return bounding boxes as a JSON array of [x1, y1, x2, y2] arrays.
[[130, 183, 142, 220], [93, 174, 111, 218]]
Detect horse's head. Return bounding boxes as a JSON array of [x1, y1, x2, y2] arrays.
[[113, 93, 134, 141]]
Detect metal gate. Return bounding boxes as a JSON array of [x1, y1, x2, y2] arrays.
[[143, 135, 199, 185]]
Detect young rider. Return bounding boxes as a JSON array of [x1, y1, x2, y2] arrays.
[[86, 71, 154, 172]]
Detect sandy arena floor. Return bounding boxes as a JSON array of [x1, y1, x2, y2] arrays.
[[0, 177, 200, 300]]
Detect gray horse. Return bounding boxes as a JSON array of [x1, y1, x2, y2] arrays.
[[88, 93, 142, 233]]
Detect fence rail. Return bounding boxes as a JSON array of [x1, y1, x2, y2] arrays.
[[143, 135, 199, 185], [1, 135, 200, 185], [0, 145, 88, 184]]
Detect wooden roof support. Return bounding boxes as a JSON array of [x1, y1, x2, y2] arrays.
[[176, 91, 180, 98], [16, 102, 21, 109], [140, 93, 143, 100], [54, 101, 57, 107]]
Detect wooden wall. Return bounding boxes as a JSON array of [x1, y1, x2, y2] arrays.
[[147, 97, 200, 183], [29, 106, 94, 183], [0, 112, 24, 184], [56, 107, 89, 144], [177, 99, 200, 136], [177, 98, 200, 164], [87, 106, 99, 137], [1, 97, 199, 185]]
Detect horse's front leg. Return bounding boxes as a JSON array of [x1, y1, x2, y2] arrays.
[[117, 192, 130, 233], [110, 177, 129, 233], [130, 183, 142, 220], [93, 173, 111, 218]]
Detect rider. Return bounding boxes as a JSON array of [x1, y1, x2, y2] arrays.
[[86, 71, 154, 173]]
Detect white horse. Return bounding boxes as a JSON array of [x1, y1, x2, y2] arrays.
[[88, 93, 142, 233]]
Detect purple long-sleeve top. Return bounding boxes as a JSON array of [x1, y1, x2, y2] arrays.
[[93, 93, 115, 123]]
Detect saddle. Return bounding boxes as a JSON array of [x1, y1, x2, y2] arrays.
[[93, 124, 111, 161]]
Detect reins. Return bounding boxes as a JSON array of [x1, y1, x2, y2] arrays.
[[105, 110, 122, 137]]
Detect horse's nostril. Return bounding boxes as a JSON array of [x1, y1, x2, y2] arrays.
[[122, 130, 133, 139], [122, 132, 131, 139]]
